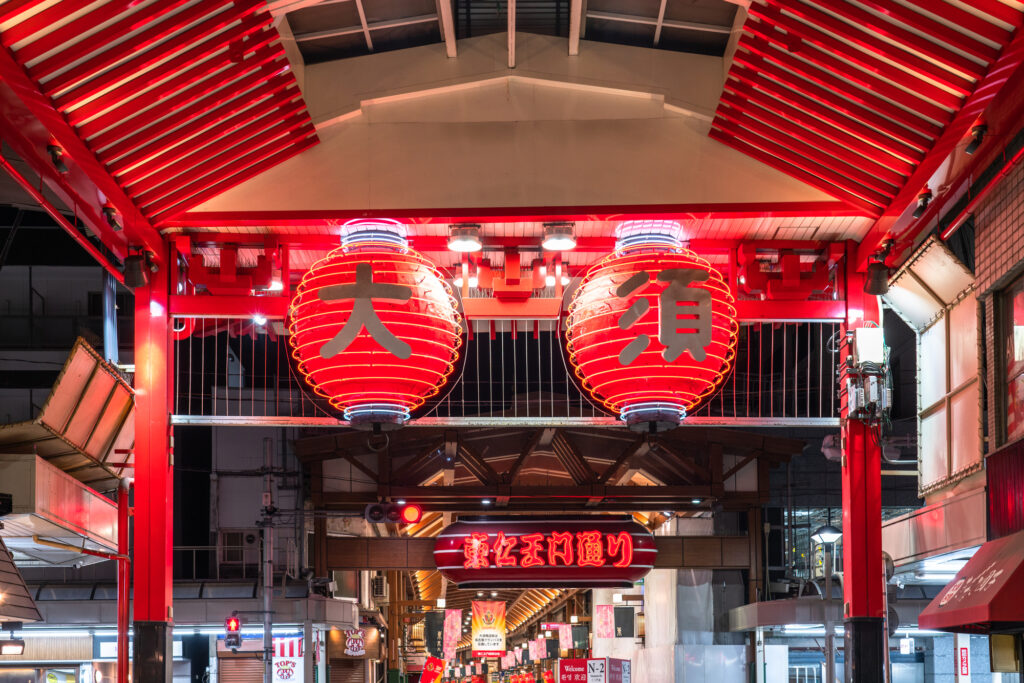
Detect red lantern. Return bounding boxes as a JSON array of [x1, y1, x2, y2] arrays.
[[565, 221, 738, 430], [288, 220, 463, 426]]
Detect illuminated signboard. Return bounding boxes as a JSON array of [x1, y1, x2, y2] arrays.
[[434, 517, 656, 588]]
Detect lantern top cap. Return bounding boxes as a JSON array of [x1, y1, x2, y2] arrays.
[[614, 220, 685, 250], [340, 218, 408, 248]]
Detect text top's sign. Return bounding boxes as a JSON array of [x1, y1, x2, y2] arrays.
[[435, 517, 657, 589]]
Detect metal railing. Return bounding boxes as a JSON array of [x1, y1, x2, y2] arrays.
[[171, 319, 841, 426], [173, 543, 298, 582]]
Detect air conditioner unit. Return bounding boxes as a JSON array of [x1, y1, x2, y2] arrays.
[[371, 574, 389, 603]]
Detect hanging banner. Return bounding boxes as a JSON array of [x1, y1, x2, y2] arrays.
[[594, 605, 615, 639], [558, 624, 573, 651], [424, 611, 445, 658], [614, 607, 635, 638], [434, 516, 657, 589], [572, 625, 590, 649], [443, 609, 462, 661], [515, 647, 523, 664], [273, 637, 303, 683], [471, 601, 506, 657], [421, 656, 445, 683]]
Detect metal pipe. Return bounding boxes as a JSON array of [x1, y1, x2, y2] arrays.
[[0, 154, 124, 284], [824, 544, 835, 683], [118, 481, 132, 683], [263, 437, 275, 683], [104, 270, 120, 364]]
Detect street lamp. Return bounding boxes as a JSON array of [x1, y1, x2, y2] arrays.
[[813, 524, 842, 683]]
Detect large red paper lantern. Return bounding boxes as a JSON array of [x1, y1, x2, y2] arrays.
[[565, 221, 739, 430], [288, 220, 463, 426]]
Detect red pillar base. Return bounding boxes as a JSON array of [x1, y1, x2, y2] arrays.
[[133, 621, 173, 683], [844, 617, 885, 683]]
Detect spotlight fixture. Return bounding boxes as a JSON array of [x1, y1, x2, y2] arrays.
[[101, 205, 121, 232], [448, 224, 483, 252], [912, 189, 932, 219], [252, 314, 267, 326], [477, 591, 484, 597], [864, 240, 893, 296], [123, 253, 150, 289], [541, 222, 576, 251], [47, 144, 68, 174], [965, 123, 987, 155], [0, 639, 24, 656]]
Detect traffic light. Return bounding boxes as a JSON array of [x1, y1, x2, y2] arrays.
[[364, 502, 422, 525], [225, 614, 241, 648]]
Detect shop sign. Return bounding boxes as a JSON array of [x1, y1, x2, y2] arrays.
[[471, 601, 506, 657], [326, 625, 380, 660], [558, 658, 631, 683], [435, 517, 656, 588], [607, 658, 631, 683]]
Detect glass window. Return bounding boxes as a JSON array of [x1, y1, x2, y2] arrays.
[[1005, 274, 1024, 442]]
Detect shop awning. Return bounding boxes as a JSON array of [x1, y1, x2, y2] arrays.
[[919, 528, 1024, 634]]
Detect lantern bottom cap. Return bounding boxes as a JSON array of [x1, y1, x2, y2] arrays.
[[344, 402, 410, 430], [620, 401, 686, 432]]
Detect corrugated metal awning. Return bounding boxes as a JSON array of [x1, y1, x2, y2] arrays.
[[0, 536, 42, 623]]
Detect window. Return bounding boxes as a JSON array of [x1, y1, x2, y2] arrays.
[[1003, 273, 1024, 442]]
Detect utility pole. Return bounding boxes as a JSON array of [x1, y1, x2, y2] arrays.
[[261, 438, 278, 683]]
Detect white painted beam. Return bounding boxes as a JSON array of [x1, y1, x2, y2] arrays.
[[653, 0, 668, 46], [353, 0, 373, 51], [586, 9, 731, 34]]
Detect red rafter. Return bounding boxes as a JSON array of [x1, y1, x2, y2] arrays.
[[713, 0, 1023, 221]]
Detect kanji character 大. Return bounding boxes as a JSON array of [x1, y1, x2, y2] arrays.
[[318, 262, 412, 359]]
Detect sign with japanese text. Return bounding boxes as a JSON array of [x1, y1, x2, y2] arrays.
[[421, 656, 445, 683], [471, 601, 506, 657], [607, 658, 631, 683], [960, 646, 970, 675], [443, 609, 462, 661], [434, 517, 657, 588]]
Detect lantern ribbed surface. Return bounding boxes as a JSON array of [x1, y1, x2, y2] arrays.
[[565, 242, 739, 427], [288, 232, 462, 424]]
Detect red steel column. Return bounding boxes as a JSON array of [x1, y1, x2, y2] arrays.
[[132, 243, 174, 682], [841, 242, 885, 681]]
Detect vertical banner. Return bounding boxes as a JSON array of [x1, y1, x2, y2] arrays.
[[558, 624, 573, 650], [614, 607, 635, 637], [272, 637, 303, 683], [471, 601, 506, 657], [572, 625, 590, 649], [443, 609, 462, 661], [424, 611, 445, 658], [515, 647, 523, 663], [421, 656, 445, 683], [594, 605, 615, 638]]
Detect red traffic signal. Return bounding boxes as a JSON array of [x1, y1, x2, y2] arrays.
[[365, 503, 422, 525], [225, 615, 242, 648], [401, 504, 423, 524], [225, 616, 240, 632]]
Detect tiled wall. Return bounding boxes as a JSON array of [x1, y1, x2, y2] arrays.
[[973, 159, 1024, 451]]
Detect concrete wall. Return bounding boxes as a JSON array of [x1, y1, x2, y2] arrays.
[[193, 33, 832, 215]]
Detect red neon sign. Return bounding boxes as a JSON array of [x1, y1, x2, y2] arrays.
[[435, 517, 656, 588]]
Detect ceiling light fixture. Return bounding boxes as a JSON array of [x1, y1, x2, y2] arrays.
[[47, 144, 68, 174], [912, 189, 932, 219], [541, 222, 576, 251], [965, 124, 987, 155], [101, 205, 121, 232], [448, 224, 483, 252], [864, 240, 893, 296]]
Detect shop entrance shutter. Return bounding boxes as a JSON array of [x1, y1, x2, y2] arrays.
[[329, 659, 365, 683], [219, 657, 263, 682]]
